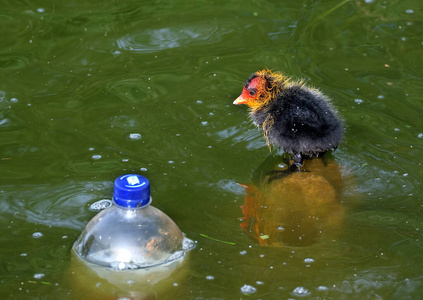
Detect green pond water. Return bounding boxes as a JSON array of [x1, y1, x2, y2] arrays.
[[1, 0, 423, 299]]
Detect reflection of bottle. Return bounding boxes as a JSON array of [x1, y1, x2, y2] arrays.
[[240, 157, 344, 247], [70, 174, 195, 299]]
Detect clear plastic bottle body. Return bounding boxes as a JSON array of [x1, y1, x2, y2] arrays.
[[73, 204, 185, 269], [70, 174, 195, 298]]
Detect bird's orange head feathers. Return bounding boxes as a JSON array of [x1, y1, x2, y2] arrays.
[[233, 69, 285, 111]]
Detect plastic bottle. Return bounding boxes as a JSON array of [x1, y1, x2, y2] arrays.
[[72, 174, 195, 270]]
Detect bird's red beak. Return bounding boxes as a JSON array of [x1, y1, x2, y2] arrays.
[[233, 95, 247, 105]]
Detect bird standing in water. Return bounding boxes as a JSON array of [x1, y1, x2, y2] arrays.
[[234, 69, 343, 166]]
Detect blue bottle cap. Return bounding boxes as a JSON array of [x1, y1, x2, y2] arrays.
[[113, 174, 151, 208]]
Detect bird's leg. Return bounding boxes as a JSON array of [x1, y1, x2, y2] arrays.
[[264, 157, 291, 183], [292, 153, 303, 167], [319, 154, 328, 167], [265, 155, 311, 184], [266, 170, 292, 183]]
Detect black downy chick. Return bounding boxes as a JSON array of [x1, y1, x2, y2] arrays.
[[234, 69, 343, 166]]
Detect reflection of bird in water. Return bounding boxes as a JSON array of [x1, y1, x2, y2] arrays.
[[239, 156, 344, 247], [234, 69, 343, 166]]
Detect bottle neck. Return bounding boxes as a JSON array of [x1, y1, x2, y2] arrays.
[[113, 196, 153, 209]]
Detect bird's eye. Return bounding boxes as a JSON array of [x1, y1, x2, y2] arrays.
[[249, 90, 256, 96]]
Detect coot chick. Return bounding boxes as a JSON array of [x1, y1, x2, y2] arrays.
[[234, 69, 343, 166]]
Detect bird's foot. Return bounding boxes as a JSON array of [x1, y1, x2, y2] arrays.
[[292, 153, 303, 168]]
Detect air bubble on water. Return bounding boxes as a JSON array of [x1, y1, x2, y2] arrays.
[[377, 95, 384, 99], [168, 160, 175, 164], [354, 99, 363, 104], [240, 250, 247, 255], [182, 237, 196, 251], [34, 273, 45, 279], [292, 286, 311, 297], [140, 167, 147, 172], [277, 163, 288, 169], [241, 284, 257, 294], [196, 100, 203, 104], [405, 9, 414, 14], [317, 285, 329, 291], [277, 226, 285, 231], [37, 8, 45, 13], [256, 281, 264, 285], [418, 133, 423, 138], [10, 98, 18, 103], [88, 147, 95, 151], [364, 0, 374, 3], [32, 232, 43, 238], [122, 158, 129, 162], [20, 253, 28, 257], [129, 133, 142, 140], [201, 121, 208, 126], [304, 258, 315, 263], [89, 200, 112, 212], [206, 275, 214, 280], [92, 154, 101, 160]]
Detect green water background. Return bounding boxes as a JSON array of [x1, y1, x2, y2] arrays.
[[1, 0, 422, 299]]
